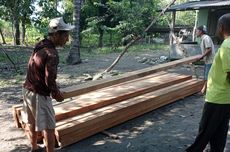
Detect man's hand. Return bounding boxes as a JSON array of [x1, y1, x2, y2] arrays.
[[52, 91, 64, 102], [197, 54, 203, 61], [198, 48, 212, 61]]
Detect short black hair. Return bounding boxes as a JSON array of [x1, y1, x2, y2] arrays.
[[48, 30, 69, 36], [197, 25, 207, 34], [218, 13, 230, 35]]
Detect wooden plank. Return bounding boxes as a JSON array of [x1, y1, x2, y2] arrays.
[[12, 105, 23, 128], [12, 106, 44, 143], [54, 77, 194, 128], [11, 72, 166, 121], [20, 120, 44, 143], [57, 80, 202, 137], [56, 79, 202, 136], [54, 73, 192, 121], [61, 55, 200, 99], [61, 71, 166, 99], [59, 84, 201, 146], [13, 78, 200, 146], [56, 79, 203, 147], [14, 72, 191, 123]]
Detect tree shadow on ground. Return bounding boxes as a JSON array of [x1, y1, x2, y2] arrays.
[[10, 144, 30, 152]]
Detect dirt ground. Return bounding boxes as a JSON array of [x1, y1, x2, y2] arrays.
[[0, 48, 230, 152]]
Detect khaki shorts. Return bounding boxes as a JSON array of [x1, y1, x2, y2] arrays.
[[21, 88, 56, 131]]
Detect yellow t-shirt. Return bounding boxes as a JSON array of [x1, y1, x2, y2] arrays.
[[205, 37, 230, 104]]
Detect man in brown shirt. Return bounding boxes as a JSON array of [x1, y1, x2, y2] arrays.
[[22, 17, 74, 152]]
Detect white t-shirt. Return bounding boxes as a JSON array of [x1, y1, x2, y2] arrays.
[[200, 34, 215, 64]]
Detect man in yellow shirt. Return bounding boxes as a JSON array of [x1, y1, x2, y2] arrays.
[[186, 13, 230, 152]]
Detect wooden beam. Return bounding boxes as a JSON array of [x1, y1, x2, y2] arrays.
[[170, 11, 176, 45], [56, 79, 203, 147], [54, 73, 191, 121], [56, 79, 202, 135], [12, 105, 23, 128], [62, 55, 200, 99], [14, 72, 192, 122]]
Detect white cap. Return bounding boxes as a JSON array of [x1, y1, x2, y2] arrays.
[[48, 17, 74, 33]]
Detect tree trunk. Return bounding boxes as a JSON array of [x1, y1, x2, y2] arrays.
[[14, 20, 20, 45], [67, 0, 82, 65], [21, 14, 26, 45], [192, 10, 198, 42], [55, 0, 58, 10], [11, 21, 15, 44], [109, 32, 112, 45], [0, 28, 6, 44], [98, 27, 103, 48], [97, 0, 106, 48], [13, 0, 20, 45]]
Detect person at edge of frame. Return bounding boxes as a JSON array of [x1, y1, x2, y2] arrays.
[[196, 25, 215, 95], [186, 13, 230, 152], [21, 17, 74, 152]]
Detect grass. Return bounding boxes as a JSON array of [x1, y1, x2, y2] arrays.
[[0, 53, 7, 62], [0, 73, 24, 87], [0, 43, 169, 74], [92, 43, 169, 54], [57, 43, 169, 66]]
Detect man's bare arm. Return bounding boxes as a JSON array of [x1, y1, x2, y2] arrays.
[[227, 72, 230, 82], [200, 48, 212, 59]]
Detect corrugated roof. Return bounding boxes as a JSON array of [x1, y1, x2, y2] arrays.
[[167, 1, 230, 11]]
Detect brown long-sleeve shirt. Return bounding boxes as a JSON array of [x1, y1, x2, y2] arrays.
[[23, 39, 61, 97]]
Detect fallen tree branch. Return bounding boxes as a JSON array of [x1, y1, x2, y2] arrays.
[[0, 44, 18, 73], [101, 131, 121, 139], [103, 0, 177, 73]]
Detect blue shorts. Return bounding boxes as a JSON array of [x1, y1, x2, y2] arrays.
[[204, 64, 212, 80]]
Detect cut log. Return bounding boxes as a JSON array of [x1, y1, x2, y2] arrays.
[[62, 55, 200, 99]]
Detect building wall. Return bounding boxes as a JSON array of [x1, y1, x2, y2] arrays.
[[197, 9, 208, 27], [196, 9, 209, 43], [196, 8, 230, 44]]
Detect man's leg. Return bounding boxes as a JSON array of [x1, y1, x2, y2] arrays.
[[201, 81, 207, 94], [186, 103, 210, 152], [24, 116, 39, 151], [201, 64, 211, 94], [28, 123, 38, 150], [22, 88, 39, 150], [210, 106, 230, 152], [186, 103, 222, 152], [43, 129, 55, 152], [23, 101, 38, 150]]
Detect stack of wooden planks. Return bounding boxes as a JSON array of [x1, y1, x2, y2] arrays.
[[12, 55, 203, 148]]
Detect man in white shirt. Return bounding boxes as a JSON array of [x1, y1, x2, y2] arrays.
[[196, 25, 215, 94]]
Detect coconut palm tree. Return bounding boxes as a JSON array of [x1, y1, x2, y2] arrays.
[[67, 0, 82, 64]]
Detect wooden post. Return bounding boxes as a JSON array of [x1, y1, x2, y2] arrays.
[[170, 11, 176, 45], [192, 10, 198, 42]]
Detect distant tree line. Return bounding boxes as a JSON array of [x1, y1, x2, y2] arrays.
[[0, 0, 195, 64]]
